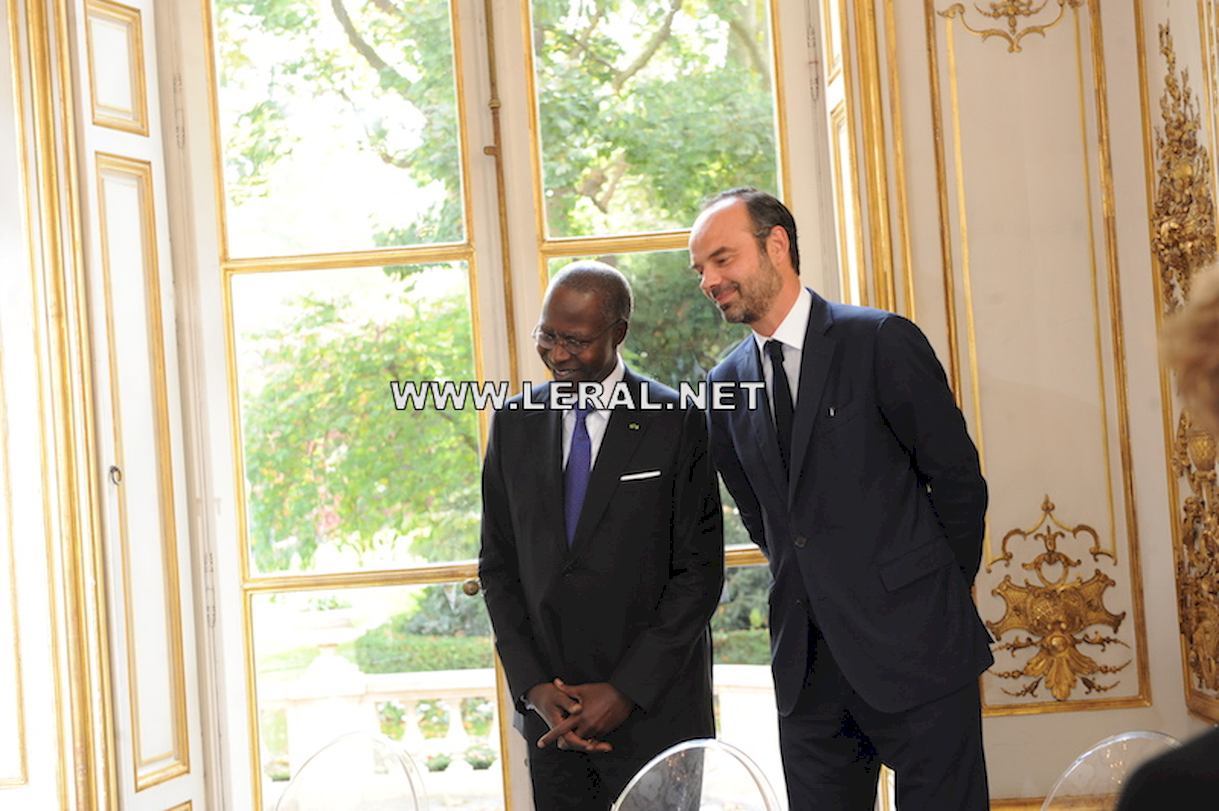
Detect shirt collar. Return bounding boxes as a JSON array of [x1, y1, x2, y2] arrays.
[[577, 355, 625, 415], [752, 287, 812, 356]]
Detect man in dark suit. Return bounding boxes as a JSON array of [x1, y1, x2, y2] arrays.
[[689, 189, 994, 810], [478, 261, 724, 810]]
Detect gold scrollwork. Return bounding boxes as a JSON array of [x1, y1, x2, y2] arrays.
[[937, 0, 1081, 53], [1172, 412, 1219, 693], [1153, 24, 1217, 312], [988, 496, 1129, 701], [1156, 22, 1219, 707]]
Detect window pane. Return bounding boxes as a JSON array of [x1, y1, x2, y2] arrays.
[[547, 251, 753, 547], [232, 265, 481, 575], [712, 563, 785, 797], [532, 0, 781, 238], [213, 0, 465, 256], [253, 584, 502, 810]]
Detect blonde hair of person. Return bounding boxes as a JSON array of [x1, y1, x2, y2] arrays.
[[1163, 264, 1219, 433]]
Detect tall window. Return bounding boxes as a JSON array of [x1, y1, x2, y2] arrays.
[[205, 0, 811, 805], [213, 1, 497, 807]]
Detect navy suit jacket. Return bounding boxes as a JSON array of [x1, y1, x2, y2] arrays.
[[478, 369, 724, 753], [707, 291, 994, 715]]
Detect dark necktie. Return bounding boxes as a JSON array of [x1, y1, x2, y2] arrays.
[[564, 407, 592, 547], [765, 340, 794, 475]]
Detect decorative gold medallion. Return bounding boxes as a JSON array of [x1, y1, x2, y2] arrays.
[[988, 497, 1128, 701]]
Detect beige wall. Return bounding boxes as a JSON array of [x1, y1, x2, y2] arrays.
[[824, 0, 1218, 802]]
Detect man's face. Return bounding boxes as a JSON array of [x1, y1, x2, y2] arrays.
[[535, 285, 623, 384], [689, 200, 784, 325]]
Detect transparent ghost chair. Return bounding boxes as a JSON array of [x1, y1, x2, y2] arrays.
[[274, 731, 427, 811], [612, 738, 781, 811], [1041, 730, 1179, 811]]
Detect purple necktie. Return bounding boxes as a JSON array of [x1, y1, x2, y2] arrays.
[[564, 407, 592, 547]]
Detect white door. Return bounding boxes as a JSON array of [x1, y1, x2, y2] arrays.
[[72, 0, 206, 807]]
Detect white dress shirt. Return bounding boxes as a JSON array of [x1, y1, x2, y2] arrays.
[[752, 287, 812, 423], [562, 355, 626, 468]]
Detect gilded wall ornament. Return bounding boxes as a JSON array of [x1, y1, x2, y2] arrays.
[[1152, 24, 1217, 310], [1155, 23, 1219, 711], [988, 496, 1129, 701], [937, 0, 1081, 54], [1172, 413, 1219, 693]]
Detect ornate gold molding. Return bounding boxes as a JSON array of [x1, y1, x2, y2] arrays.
[[938, 0, 1081, 53], [988, 497, 1129, 701], [1153, 21, 1219, 717], [1172, 414, 1219, 694], [1152, 25, 1217, 311]]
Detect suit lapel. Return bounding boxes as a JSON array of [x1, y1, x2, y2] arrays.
[[740, 340, 787, 503], [569, 373, 650, 555], [788, 292, 836, 505]]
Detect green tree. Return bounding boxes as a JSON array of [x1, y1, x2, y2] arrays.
[[224, 0, 776, 577], [240, 283, 480, 571], [217, 0, 777, 242]]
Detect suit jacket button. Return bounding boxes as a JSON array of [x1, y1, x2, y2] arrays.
[[794, 535, 807, 549]]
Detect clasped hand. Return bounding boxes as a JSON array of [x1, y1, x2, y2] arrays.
[[529, 679, 633, 753]]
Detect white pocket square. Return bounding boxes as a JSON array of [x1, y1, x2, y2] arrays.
[[619, 469, 661, 482]]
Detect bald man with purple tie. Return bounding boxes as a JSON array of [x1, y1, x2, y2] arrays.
[[478, 261, 724, 810]]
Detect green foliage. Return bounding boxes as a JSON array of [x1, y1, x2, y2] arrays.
[[305, 595, 351, 611], [416, 698, 451, 738], [259, 644, 322, 676], [217, 0, 463, 242], [225, 0, 776, 566], [608, 252, 747, 387], [219, 0, 778, 241], [712, 566, 771, 664], [461, 697, 495, 737], [377, 700, 407, 741], [239, 287, 480, 571], [353, 625, 493, 674], [402, 586, 491, 636], [425, 752, 452, 772], [260, 708, 292, 781], [712, 566, 770, 633], [712, 629, 770, 666], [464, 744, 497, 770], [531, 0, 778, 235], [260, 707, 289, 756]]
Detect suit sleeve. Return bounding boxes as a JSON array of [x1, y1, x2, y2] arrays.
[[874, 316, 988, 580], [478, 410, 550, 712], [610, 404, 725, 712], [707, 372, 768, 554]]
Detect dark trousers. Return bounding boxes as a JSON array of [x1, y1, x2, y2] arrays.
[[528, 746, 651, 811], [778, 624, 989, 811]]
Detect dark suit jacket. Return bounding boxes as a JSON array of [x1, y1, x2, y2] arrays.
[[478, 369, 724, 754], [1114, 727, 1219, 810], [707, 291, 993, 715]]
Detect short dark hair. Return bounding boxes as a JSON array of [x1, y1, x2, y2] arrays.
[[550, 260, 633, 325], [702, 187, 799, 273]]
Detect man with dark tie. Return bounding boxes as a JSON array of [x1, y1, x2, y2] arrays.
[[478, 261, 724, 810], [689, 189, 993, 810]]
